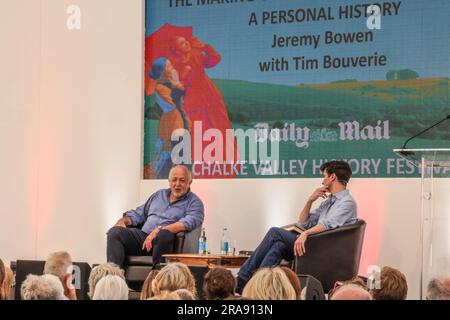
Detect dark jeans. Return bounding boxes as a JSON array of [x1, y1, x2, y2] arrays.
[[237, 227, 297, 282], [106, 226, 176, 268]]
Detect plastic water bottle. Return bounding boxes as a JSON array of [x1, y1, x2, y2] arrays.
[[221, 227, 229, 255], [198, 228, 207, 254]]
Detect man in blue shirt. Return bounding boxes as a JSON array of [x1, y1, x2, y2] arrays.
[[106, 165, 204, 268], [237, 160, 357, 292]]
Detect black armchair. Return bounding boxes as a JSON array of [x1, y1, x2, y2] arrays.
[[124, 226, 202, 291], [294, 220, 366, 293]]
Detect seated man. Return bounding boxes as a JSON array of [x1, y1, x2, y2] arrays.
[[107, 165, 204, 268], [236, 160, 357, 292]]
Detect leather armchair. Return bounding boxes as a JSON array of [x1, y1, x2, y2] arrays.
[[294, 220, 366, 293], [124, 226, 202, 291]]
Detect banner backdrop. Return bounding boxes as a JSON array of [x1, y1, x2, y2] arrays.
[[144, 0, 449, 179]]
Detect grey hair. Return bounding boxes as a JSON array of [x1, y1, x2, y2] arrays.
[[88, 262, 124, 299], [151, 262, 197, 297], [21, 274, 64, 300], [92, 275, 129, 300], [173, 288, 196, 300], [44, 251, 73, 281], [168, 165, 192, 182], [330, 284, 372, 300], [427, 278, 450, 300]]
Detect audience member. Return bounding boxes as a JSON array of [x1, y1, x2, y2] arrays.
[[427, 277, 450, 300], [140, 270, 160, 300], [242, 267, 297, 300], [328, 275, 369, 299], [92, 275, 129, 300], [280, 266, 302, 300], [21, 274, 64, 300], [151, 263, 196, 297], [44, 251, 76, 300], [148, 290, 181, 300], [0, 258, 5, 300], [203, 267, 236, 300], [1, 267, 14, 300], [370, 266, 408, 300], [330, 284, 372, 300], [88, 262, 125, 299], [173, 288, 196, 300]]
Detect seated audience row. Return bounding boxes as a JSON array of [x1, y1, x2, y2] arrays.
[[3, 253, 450, 300]]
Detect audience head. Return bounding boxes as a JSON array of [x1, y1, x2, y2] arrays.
[[1, 267, 14, 300], [21, 274, 64, 300], [140, 270, 160, 300], [427, 277, 450, 300], [320, 160, 352, 186], [173, 288, 196, 300], [0, 258, 5, 299], [331, 284, 372, 300], [203, 267, 236, 300], [370, 266, 408, 300], [88, 262, 124, 299], [92, 275, 128, 300], [280, 266, 302, 300], [44, 251, 73, 297], [0, 258, 5, 288], [242, 267, 297, 300], [148, 290, 181, 300], [328, 276, 369, 299], [152, 262, 196, 297]]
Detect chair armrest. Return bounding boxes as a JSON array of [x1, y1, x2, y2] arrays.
[[307, 220, 366, 239], [180, 226, 202, 254]]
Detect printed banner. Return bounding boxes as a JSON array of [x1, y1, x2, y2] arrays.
[[144, 0, 450, 179]]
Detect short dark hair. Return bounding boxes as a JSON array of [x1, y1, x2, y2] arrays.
[[320, 160, 352, 185], [203, 268, 236, 300]]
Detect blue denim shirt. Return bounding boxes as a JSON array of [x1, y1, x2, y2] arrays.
[[300, 189, 357, 230], [123, 189, 204, 234]]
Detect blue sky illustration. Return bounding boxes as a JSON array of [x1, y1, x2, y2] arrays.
[[146, 0, 450, 85]]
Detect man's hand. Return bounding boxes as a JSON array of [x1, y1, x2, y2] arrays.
[[308, 187, 329, 202], [294, 232, 308, 256], [114, 217, 132, 228], [142, 228, 160, 252], [63, 274, 78, 300]]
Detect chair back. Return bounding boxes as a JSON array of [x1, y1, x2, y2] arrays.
[[125, 225, 203, 291], [294, 219, 366, 293], [174, 225, 202, 254]]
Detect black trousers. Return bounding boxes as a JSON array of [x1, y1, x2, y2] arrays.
[[106, 226, 176, 268]]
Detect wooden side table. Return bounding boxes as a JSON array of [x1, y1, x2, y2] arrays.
[[163, 253, 249, 268]]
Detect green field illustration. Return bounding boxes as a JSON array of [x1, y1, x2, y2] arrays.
[[144, 77, 450, 178]]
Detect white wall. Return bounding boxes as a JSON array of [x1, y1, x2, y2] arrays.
[[0, 0, 42, 265], [0, 0, 143, 264], [1, 0, 448, 300]]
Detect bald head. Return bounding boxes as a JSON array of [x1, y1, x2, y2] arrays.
[[169, 165, 192, 183], [427, 277, 450, 300], [331, 284, 372, 300]]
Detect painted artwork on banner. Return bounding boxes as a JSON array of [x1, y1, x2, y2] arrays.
[[143, 0, 450, 179]]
